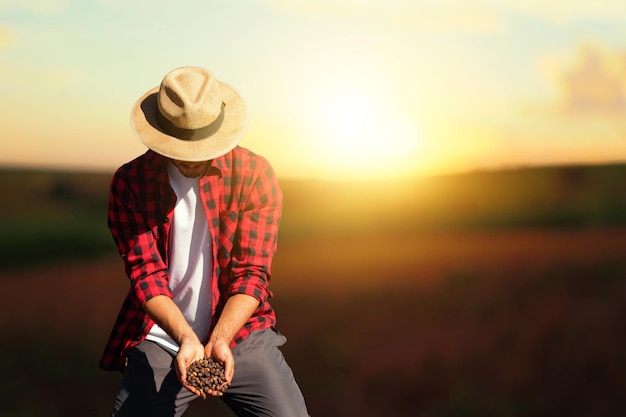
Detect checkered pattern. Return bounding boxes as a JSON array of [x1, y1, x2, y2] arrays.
[[100, 147, 282, 372]]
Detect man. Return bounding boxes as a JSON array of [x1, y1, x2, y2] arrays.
[[100, 66, 309, 417]]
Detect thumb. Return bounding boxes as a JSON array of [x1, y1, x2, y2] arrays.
[[204, 342, 213, 358], [176, 355, 188, 383]]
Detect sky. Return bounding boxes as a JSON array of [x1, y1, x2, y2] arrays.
[[2, 0, 626, 180]]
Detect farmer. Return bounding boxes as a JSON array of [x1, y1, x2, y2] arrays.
[[100, 66, 309, 417]]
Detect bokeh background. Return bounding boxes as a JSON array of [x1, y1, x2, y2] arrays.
[[2, 1, 626, 416]]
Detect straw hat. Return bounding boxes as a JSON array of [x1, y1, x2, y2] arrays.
[[130, 66, 247, 161]]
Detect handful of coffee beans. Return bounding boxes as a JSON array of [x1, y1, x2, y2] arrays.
[[186, 357, 228, 395]]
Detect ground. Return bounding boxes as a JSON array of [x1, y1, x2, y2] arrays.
[[2, 229, 625, 416]]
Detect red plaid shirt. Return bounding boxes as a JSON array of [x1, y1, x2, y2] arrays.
[[100, 147, 282, 372]]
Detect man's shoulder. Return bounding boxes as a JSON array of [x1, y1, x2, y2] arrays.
[[223, 146, 272, 172], [230, 146, 267, 162], [114, 151, 166, 179]]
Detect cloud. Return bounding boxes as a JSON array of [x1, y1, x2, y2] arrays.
[[261, 0, 626, 31], [553, 44, 626, 116], [504, 0, 626, 23], [260, 0, 504, 33], [499, 43, 626, 168], [0, 0, 68, 14]]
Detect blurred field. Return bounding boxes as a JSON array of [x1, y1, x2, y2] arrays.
[[1, 163, 625, 416]]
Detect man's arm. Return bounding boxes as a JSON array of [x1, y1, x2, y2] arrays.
[[197, 156, 282, 395], [226, 161, 282, 312], [147, 293, 259, 397], [204, 293, 260, 383], [144, 295, 207, 395], [108, 167, 173, 307]]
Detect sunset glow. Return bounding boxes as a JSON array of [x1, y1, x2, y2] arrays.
[[2, 0, 626, 179], [303, 80, 420, 178]]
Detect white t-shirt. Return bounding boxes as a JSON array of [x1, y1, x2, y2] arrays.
[[146, 162, 212, 352]]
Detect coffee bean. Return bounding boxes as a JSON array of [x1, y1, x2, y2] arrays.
[[186, 357, 228, 394]]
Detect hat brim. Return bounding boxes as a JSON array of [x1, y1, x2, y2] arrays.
[[130, 82, 247, 161]]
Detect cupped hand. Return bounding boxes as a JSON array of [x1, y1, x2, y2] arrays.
[[204, 337, 234, 395], [175, 337, 207, 398]]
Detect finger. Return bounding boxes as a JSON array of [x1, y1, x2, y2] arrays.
[[183, 381, 206, 399], [206, 388, 224, 397], [217, 381, 231, 393], [176, 357, 188, 384], [223, 357, 234, 383]]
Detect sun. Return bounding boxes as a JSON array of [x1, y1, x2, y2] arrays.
[[306, 82, 421, 179], [324, 90, 418, 157]]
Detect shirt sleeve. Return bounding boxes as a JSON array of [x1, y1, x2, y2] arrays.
[[108, 168, 172, 308], [227, 162, 282, 304]]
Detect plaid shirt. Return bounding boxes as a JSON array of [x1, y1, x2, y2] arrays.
[[100, 147, 282, 372]]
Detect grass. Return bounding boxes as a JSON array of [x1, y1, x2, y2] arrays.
[[2, 252, 624, 416], [0, 167, 114, 269], [2, 163, 626, 416], [3, 162, 626, 269]]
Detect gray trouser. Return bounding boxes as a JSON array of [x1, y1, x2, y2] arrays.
[[111, 328, 309, 417]]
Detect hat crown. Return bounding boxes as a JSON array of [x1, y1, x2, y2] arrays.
[[131, 66, 247, 161], [157, 67, 222, 130]]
